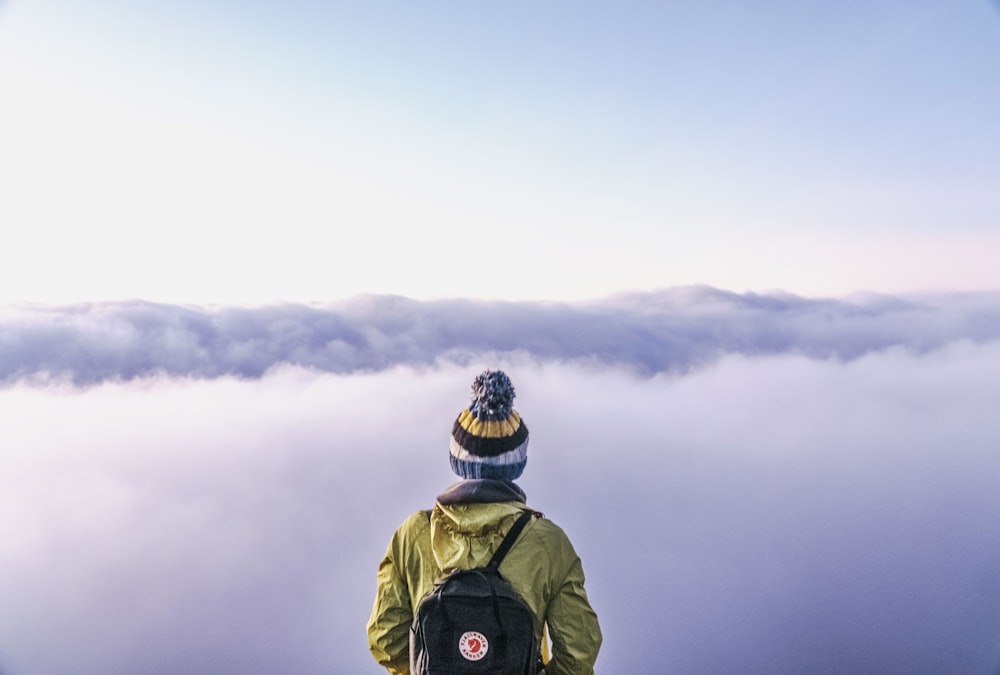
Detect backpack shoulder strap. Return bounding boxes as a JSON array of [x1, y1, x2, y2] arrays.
[[487, 510, 535, 570]]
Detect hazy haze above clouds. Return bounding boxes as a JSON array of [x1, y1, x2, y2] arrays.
[[3, 0, 1000, 304], [2, 290, 1000, 673]]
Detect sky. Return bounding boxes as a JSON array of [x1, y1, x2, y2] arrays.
[[1, 0, 999, 304], [3, 2, 1000, 674]]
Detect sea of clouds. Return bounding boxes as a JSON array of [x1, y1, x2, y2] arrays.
[[2, 288, 1000, 674]]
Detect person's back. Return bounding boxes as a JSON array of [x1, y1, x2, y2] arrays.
[[367, 370, 602, 674]]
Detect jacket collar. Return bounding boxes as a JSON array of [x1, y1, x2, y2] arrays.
[[436, 479, 527, 505]]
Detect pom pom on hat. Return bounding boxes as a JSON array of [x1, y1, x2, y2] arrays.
[[450, 369, 529, 481], [470, 370, 516, 419]]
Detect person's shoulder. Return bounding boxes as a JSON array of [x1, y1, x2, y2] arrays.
[[390, 509, 432, 544], [402, 509, 431, 526], [526, 511, 573, 545], [520, 512, 585, 574], [400, 509, 432, 531]]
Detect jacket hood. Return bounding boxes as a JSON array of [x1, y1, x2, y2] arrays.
[[429, 480, 528, 572]]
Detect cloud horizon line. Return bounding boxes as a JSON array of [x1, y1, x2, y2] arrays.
[[3, 285, 1000, 386]]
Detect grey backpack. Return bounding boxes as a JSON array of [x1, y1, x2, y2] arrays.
[[410, 510, 540, 674]]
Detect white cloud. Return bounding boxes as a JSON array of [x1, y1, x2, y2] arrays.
[[1, 344, 999, 673], [4, 288, 1000, 386]]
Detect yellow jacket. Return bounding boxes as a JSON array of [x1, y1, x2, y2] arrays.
[[367, 483, 602, 674]]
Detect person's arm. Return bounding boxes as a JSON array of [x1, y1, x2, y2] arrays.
[[543, 555, 603, 675], [366, 532, 412, 675]]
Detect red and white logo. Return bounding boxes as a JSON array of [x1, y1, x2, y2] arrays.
[[458, 631, 489, 661]]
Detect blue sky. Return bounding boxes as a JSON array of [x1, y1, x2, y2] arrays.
[[2, 0, 999, 303]]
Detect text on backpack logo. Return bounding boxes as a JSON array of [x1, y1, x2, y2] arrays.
[[458, 631, 489, 661]]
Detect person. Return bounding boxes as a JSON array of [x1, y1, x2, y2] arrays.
[[367, 369, 602, 674]]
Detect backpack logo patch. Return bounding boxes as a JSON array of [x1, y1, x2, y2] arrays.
[[458, 631, 489, 661]]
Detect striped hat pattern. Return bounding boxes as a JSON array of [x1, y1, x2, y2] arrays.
[[450, 370, 529, 481]]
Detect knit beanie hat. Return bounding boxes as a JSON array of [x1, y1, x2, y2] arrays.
[[450, 370, 529, 481]]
